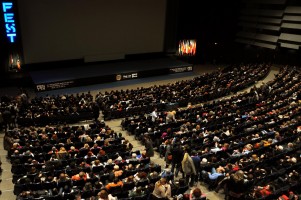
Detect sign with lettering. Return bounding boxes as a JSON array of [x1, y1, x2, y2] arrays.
[[169, 66, 193, 73], [116, 72, 139, 81], [2, 2, 16, 43], [35, 81, 75, 92]]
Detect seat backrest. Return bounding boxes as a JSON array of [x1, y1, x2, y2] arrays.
[[175, 185, 189, 196], [123, 181, 135, 191], [92, 165, 104, 173], [57, 179, 72, 189], [149, 176, 160, 184], [109, 185, 123, 195], [134, 194, 148, 200], [136, 179, 149, 187], [72, 179, 86, 189]]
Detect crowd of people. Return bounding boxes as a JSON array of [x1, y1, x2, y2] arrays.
[[2, 63, 301, 199], [122, 65, 301, 199], [96, 63, 270, 120], [6, 121, 164, 199], [0, 91, 96, 129]]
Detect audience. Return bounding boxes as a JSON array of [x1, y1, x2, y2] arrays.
[[5, 64, 301, 199]]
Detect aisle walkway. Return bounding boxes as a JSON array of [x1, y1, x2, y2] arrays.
[[0, 64, 280, 200], [103, 64, 280, 200], [0, 133, 13, 200], [105, 118, 226, 200]]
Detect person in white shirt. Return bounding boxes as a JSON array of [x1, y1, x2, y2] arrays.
[[150, 108, 158, 122]]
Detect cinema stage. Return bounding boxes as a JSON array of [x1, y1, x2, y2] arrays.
[[29, 57, 194, 92]]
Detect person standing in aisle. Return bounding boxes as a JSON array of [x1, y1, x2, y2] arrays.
[[182, 152, 197, 187], [144, 134, 154, 157], [171, 142, 184, 178], [92, 102, 100, 122]]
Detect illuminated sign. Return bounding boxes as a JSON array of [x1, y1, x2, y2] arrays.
[[2, 2, 16, 43], [116, 72, 139, 81], [169, 66, 193, 73], [36, 81, 75, 91]]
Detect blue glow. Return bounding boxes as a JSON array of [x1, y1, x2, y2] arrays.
[[4, 13, 14, 22], [5, 23, 15, 32], [2, 2, 16, 43], [2, 2, 12, 12]]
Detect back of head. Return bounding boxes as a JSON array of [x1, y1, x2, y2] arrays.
[[192, 187, 202, 198], [98, 189, 108, 199], [79, 171, 85, 178], [113, 177, 119, 184], [136, 186, 142, 194], [232, 170, 244, 182], [113, 165, 119, 170], [158, 177, 166, 186], [178, 178, 186, 186]]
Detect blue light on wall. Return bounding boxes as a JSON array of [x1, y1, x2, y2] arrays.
[[2, 2, 16, 43]]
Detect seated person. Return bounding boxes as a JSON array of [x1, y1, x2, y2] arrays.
[[127, 153, 139, 163], [91, 159, 103, 168], [252, 184, 275, 199], [152, 177, 172, 200], [160, 168, 174, 182], [67, 146, 79, 158], [147, 161, 161, 172], [112, 165, 123, 178], [97, 189, 117, 200], [105, 177, 123, 191], [84, 151, 96, 160], [128, 186, 145, 198], [71, 171, 88, 181], [134, 171, 148, 183], [202, 166, 225, 181], [149, 171, 160, 179], [123, 175, 135, 183], [171, 178, 188, 196], [57, 147, 69, 159], [190, 187, 206, 200], [222, 170, 249, 198]]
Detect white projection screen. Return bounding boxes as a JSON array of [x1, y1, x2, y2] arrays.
[[17, 0, 167, 64]]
